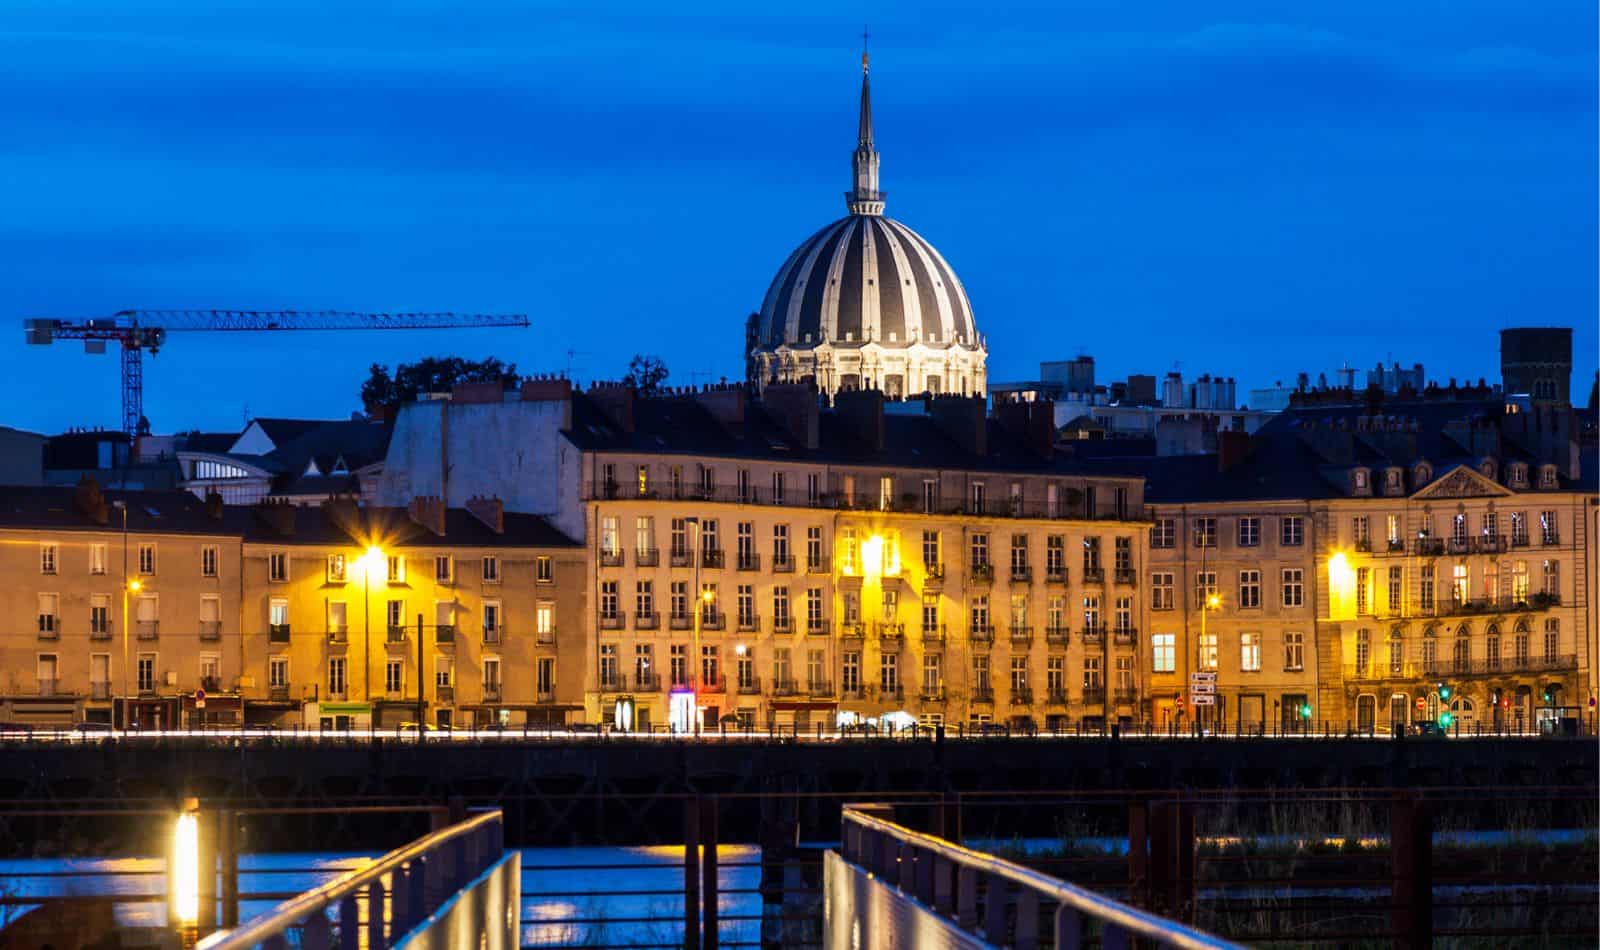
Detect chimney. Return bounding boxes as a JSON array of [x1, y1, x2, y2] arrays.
[[761, 382, 820, 450], [993, 395, 1055, 458], [465, 495, 504, 534], [255, 499, 297, 537], [452, 380, 505, 404], [928, 393, 987, 457], [320, 495, 358, 530], [1217, 430, 1252, 473], [73, 476, 109, 525], [407, 495, 446, 537], [833, 388, 886, 452], [587, 383, 636, 433], [204, 490, 225, 521], [694, 385, 747, 428]]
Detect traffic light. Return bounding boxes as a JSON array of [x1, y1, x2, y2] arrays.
[[1437, 683, 1451, 701], [1300, 703, 1313, 720], [1542, 688, 1553, 703], [1439, 710, 1454, 728]]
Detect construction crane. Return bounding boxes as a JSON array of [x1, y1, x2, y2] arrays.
[[24, 309, 530, 436]]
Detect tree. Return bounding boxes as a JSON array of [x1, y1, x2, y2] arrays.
[[360, 357, 519, 415], [624, 354, 669, 394]]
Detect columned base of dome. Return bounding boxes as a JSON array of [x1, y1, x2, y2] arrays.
[[749, 342, 988, 400]]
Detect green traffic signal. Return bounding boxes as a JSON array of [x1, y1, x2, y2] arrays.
[[1439, 711, 1454, 728], [1438, 684, 1451, 700], [1300, 704, 1313, 719]]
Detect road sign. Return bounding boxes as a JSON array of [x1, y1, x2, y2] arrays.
[[194, 688, 206, 710], [1189, 694, 1217, 706], [1190, 681, 1216, 695], [1190, 671, 1217, 683], [1415, 696, 1426, 711]]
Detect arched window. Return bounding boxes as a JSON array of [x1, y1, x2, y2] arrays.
[[1513, 620, 1530, 667], [1485, 623, 1502, 672], [1387, 627, 1404, 675], [1421, 627, 1439, 674], [1452, 627, 1471, 674]]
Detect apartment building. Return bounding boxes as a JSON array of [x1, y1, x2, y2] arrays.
[[568, 383, 1149, 732]]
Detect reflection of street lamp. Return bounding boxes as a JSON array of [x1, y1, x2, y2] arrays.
[[356, 546, 384, 706], [171, 797, 200, 934]]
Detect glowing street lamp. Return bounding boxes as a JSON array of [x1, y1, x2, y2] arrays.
[[170, 799, 200, 933]]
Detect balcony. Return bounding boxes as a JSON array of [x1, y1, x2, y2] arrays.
[[91, 682, 112, 700], [90, 625, 112, 642], [266, 623, 288, 644], [670, 549, 694, 568], [923, 563, 944, 587], [922, 623, 946, 645], [806, 556, 831, 574], [436, 685, 455, 704], [1082, 687, 1106, 705], [434, 624, 456, 645], [1009, 687, 1033, 706], [269, 685, 291, 701], [1081, 625, 1105, 645], [703, 612, 726, 631], [841, 686, 866, 700], [634, 673, 661, 692], [670, 614, 692, 630], [138, 620, 161, 641], [1045, 625, 1070, 646], [840, 622, 865, 641], [880, 685, 904, 702], [771, 678, 799, 697], [969, 624, 994, 645], [483, 685, 502, 703], [386, 625, 408, 644], [807, 618, 830, 636], [920, 686, 946, 702], [971, 686, 995, 704], [736, 676, 762, 695], [876, 622, 905, 646], [772, 617, 793, 635], [1345, 654, 1578, 681], [1354, 539, 1372, 553], [599, 549, 624, 568], [1113, 689, 1138, 705], [969, 563, 994, 584], [599, 613, 625, 631], [537, 628, 557, 645], [1082, 568, 1105, 584], [1045, 689, 1068, 706], [1008, 625, 1033, 647], [1113, 626, 1136, 645], [1511, 536, 1529, 548], [1009, 565, 1033, 584], [327, 625, 348, 645], [1387, 539, 1406, 553], [635, 611, 660, 631], [37, 679, 58, 696], [634, 548, 659, 568], [703, 550, 726, 569], [200, 621, 222, 642], [1541, 533, 1561, 547], [808, 679, 835, 698], [736, 553, 761, 572], [37, 623, 58, 642], [1114, 569, 1137, 586], [481, 626, 503, 645], [772, 555, 796, 573], [536, 690, 557, 704], [1044, 568, 1067, 585], [737, 614, 760, 633], [598, 674, 627, 693], [1414, 538, 1445, 557], [700, 675, 727, 694]]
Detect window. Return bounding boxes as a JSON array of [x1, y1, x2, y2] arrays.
[[269, 552, 288, 582], [323, 553, 345, 583], [922, 479, 938, 514], [880, 652, 899, 692], [1387, 567, 1403, 613], [841, 651, 860, 694], [1195, 572, 1218, 609], [737, 584, 755, 627], [969, 532, 989, 568], [1046, 657, 1065, 697], [482, 601, 501, 637], [773, 524, 790, 567], [37, 593, 58, 634], [1151, 633, 1175, 673], [1009, 535, 1028, 575], [922, 530, 940, 570], [669, 644, 687, 686], [536, 556, 553, 583], [482, 556, 500, 583], [1045, 536, 1064, 579], [807, 588, 824, 630], [1281, 569, 1304, 607], [700, 465, 715, 495], [1150, 518, 1175, 549], [328, 657, 347, 696], [483, 657, 501, 695], [1280, 516, 1303, 546], [90, 594, 110, 635], [1352, 517, 1369, 548], [434, 555, 452, 582], [1082, 595, 1101, 631], [1539, 511, 1558, 545], [1237, 517, 1259, 547], [1511, 561, 1529, 603], [1193, 518, 1216, 548], [138, 543, 156, 575], [1114, 597, 1132, 635], [1543, 619, 1559, 662], [1284, 631, 1304, 671], [1046, 596, 1064, 633], [921, 593, 939, 632], [386, 555, 405, 583], [970, 482, 986, 514], [635, 580, 654, 619], [1008, 655, 1028, 692], [1510, 512, 1527, 545], [269, 656, 289, 689], [1387, 515, 1401, 547], [1386, 628, 1403, 674], [599, 580, 619, 622], [1420, 564, 1435, 612], [598, 645, 620, 688], [807, 472, 821, 505], [923, 653, 942, 693], [1421, 633, 1438, 674], [537, 657, 556, 696], [878, 475, 893, 511], [386, 659, 403, 695], [1240, 632, 1261, 672], [1355, 567, 1370, 614], [1451, 564, 1468, 605], [1451, 513, 1468, 546], [1354, 628, 1371, 673], [600, 516, 620, 558], [40, 543, 57, 574], [972, 654, 991, 691], [840, 527, 857, 574], [637, 464, 650, 496], [198, 654, 222, 687], [1148, 572, 1173, 611], [773, 587, 791, 627], [807, 526, 824, 571], [1082, 537, 1101, 573], [1082, 656, 1102, 690], [1114, 537, 1132, 574], [772, 471, 786, 504], [536, 602, 554, 641], [1238, 570, 1261, 609], [1199, 633, 1217, 671], [969, 595, 990, 632], [137, 654, 156, 692], [737, 469, 751, 503], [1116, 655, 1134, 694]]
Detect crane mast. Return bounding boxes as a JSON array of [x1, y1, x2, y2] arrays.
[[25, 309, 530, 437]]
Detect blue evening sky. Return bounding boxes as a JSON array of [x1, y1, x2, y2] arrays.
[[2, 1, 1594, 434]]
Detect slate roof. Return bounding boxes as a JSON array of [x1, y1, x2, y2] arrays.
[[0, 485, 235, 535]]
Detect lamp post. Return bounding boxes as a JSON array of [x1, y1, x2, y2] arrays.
[[113, 500, 129, 721], [357, 547, 383, 718], [685, 516, 703, 735], [1196, 533, 1221, 731]]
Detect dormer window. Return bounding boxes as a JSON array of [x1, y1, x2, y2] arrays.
[[1352, 469, 1368, 491], [1478, 459, 1496, 480], [1385, 469, 1403, 493], [1413, 463, 1432, 486], [1509, 464, 1527, 488], [1539, 465, 1558, 488]]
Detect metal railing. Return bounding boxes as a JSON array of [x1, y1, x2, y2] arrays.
[[837, 804, 1239, 950], [198, 809, 507, 950]]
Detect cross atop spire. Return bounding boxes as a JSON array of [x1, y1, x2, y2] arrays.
[[846, 34, 884, 215]]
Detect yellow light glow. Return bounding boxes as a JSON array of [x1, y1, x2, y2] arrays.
[[735, 644, 748, 657], [172, 811, 199, 925], [1206, 594, 1220, 609], [861, 535, 884, 579], [356, 545, 385, 577], [1326, 549, 1355, 620], [128, 580, 142, 593], [701, 589, 715, 603]]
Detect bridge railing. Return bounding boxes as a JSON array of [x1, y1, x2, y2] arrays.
[[836, 803, 1241, 950], [197, 808, 509, 950]]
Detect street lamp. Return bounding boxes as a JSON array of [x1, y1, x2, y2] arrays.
[[356, 546, 384, 710], [683, 517, 704, 735]]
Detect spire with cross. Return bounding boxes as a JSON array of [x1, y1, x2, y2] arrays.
[[847, 28, 884, 215]]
